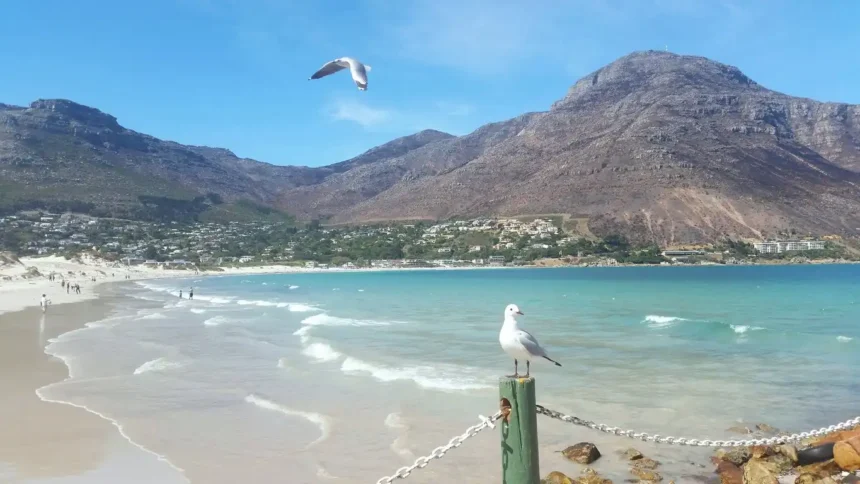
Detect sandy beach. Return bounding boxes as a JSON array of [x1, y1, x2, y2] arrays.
[[0, 255, 198, 483], [0, 297, 189, 483]]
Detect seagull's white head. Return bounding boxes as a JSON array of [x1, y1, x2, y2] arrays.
[[504, 304, 523, 318]]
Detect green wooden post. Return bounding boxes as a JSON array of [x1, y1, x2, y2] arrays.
[[499, 376, 541, 484]]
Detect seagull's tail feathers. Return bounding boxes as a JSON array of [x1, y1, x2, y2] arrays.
[[543, 356, 562, 367]]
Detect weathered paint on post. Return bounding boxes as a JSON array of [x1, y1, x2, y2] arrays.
[[499, 376, 540, 484]]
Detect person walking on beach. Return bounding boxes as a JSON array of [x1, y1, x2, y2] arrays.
[[40, 294, 49, 312], [179, 290, 183, 298], [189, 288, 194, 300], [66, 283, 70, 294]]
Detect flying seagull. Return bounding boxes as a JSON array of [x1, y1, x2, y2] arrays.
[[308, 57, 372, 91], [499, 304, 561, 378]]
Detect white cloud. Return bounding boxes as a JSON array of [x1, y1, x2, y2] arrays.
[[325, 98, 477, 135], [327, 99, 393, 128]]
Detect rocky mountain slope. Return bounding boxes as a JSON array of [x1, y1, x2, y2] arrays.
[[325, 52, 860, 243], [2, 51, 860, 242]]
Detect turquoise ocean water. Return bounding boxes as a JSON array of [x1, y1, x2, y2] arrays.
[[36, 265, 859, 483]]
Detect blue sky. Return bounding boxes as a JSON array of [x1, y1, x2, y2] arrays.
[[2, 1, 858, 167]]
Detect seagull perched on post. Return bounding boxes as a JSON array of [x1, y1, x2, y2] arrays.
[[499, 304, 561, 378], [308, 57, 372, 91]]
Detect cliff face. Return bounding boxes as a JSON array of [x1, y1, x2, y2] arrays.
[[3, 51, 860, 242], [321, 51, 860, 243]]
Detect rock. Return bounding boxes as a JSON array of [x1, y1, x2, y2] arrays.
[[756, 423, 779, 434], [842, 474, 860, 484], [714, 448, 751, 466], [727, 425, 753, 435], [562, 443, 602, 464], [630, 466, 663, 482], [714, 460, 743, 484], [543, 470, 575, 484], [751, 445, 776, 459], [834, 437, 860, 471], [763, 453, 793, 474], [578, 467, 613, 484], [777, 445, 799, 463], [631, 457, 661, 470], [742, 458, 779, 484], [796, 460, 843, 483], [621, 448, 644, 460], [808, 478, 840, 484], [814, 427, 860, 446]]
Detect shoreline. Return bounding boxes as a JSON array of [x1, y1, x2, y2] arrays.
[[0, 296, 187, 483]]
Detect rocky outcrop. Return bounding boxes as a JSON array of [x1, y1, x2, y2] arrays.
[[561, 442, 602, 464], [834, 436, 860, 471], [742, 458, 779, 484], [542, 470, 575, 484]]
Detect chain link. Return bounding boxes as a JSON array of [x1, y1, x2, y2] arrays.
[[536, 405, 860, 448], [375, 412, 502, 484]]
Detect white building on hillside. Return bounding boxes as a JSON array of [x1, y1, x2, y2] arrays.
[[753, 240, 825, 254]]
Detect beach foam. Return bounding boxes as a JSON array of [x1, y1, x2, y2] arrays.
[[237, 299, 289, 308], [244, 394, 330, 447], [340, 357, 493, 392], [300, 313, 394, 327], [235, 299, 319, 312], [316, 464, 338, 479], [837, 335, 853, 342], [289, 285, 300, 290], [293, 326, 313, 344], [643, 314, 687, 328], [202, 315, 237, 327], [140, 312, 168, 320], [302, 343, 342, 363], [189, 308, 207, 314], [193, 295, 233, 304], [384, 412, 414, 459], [133, 357, 184, 375], [730, 325, 766, 334], [288, 303, 318, 312]]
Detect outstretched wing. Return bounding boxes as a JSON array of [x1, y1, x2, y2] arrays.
[[309, 60, 346, 80], [516, 329, 547, 358]]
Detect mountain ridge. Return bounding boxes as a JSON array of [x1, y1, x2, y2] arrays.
[[2, 50, 860, 242]]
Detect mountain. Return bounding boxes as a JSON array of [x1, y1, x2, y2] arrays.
[[0, 99, 449, 222], [321, 52, 860, 243], [3, 51, 860, 242]]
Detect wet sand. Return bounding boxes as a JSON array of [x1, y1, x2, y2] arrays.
[[0, 294, 185, 483]]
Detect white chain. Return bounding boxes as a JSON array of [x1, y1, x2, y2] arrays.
[[375, 412, 502, 484], [536, 405, 860, 448]]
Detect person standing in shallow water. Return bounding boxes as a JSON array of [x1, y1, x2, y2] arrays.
[[179, 290, 183, 298], [189, 288, 194, 300]]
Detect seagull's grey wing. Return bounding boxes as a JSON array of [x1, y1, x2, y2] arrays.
[[516, 329, 547, 358], [348, 62, 368, 90], [309, 60, 346, 80]]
